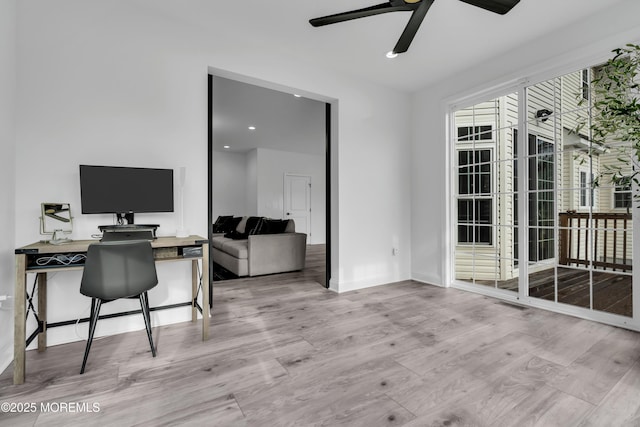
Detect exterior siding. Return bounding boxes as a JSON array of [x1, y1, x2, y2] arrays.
[[453, 67, 632, 284]]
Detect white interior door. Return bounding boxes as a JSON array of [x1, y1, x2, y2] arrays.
[[284, 174, 311, 238]]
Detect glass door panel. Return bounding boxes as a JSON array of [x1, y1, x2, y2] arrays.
[[453, 95, 519, 293], [524, 70, 633, 317]]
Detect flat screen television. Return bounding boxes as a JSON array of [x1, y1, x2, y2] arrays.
[[79, 165, 174, 224]]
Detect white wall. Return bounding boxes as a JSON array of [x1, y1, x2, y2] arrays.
[[246, 149, 258, 216], [411, 0, 640, 287], [0, 0, 17, 374], [15, 0, 208, 350], [10, 0, 412, 365], [213, 150, 247, 219], [256, 148, 326, 244], [214, 147, 326, 244]]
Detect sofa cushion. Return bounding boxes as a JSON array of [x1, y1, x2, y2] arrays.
[[211, 236, 229, 251], [220, 239, 248, 259]]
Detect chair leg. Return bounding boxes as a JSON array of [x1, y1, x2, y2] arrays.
[[139, 292, 156, 357], [80, 298, 102, 374]]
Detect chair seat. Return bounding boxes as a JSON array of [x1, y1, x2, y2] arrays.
[[79, 240, 158, 374]]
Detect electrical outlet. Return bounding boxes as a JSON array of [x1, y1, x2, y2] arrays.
[[392, 247, 399, 256]]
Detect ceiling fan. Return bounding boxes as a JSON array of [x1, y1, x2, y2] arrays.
[[309, 0, 521, 56]]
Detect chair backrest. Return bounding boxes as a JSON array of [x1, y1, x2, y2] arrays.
[[80, 240, 158, 300]]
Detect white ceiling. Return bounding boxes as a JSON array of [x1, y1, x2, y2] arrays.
[[213, 76, 326, 155], [132, 0, 631, 92], [130, 0, 634, 155]]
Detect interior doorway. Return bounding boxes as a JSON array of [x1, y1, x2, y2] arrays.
[[207, 72, 333, 290]]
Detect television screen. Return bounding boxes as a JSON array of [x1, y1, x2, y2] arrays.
[[79, 165, 174, 215]]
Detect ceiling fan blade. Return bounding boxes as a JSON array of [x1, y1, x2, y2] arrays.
[[309, 2, 412, 27], [392, 0, 434, 54], [457, 0, 520, 15]]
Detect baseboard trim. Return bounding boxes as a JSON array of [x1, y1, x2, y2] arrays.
[[330, 275, 411, 293], [411, 271, 444, 287], [0, 345, 12, 378]]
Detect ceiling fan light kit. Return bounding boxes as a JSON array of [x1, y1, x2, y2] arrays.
[[310, 0, 520, 55]]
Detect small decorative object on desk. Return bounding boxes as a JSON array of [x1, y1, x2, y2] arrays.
[[40, 203, 73, 245]]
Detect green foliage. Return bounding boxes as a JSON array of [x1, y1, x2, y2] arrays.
[[588, 44, 640, 192]]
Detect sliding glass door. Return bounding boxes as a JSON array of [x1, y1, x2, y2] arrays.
[[451, 64, 634, 320]]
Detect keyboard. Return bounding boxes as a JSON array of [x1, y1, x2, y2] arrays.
[[101, 230, 154, 242]]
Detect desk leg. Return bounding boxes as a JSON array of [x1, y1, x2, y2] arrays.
[[202, 243, 209, 341], [191, 260, 198, 323], [37, 273, 47, 351], [14, 255, 26, 385]]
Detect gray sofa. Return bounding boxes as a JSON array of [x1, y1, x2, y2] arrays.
[[212, 217, 307, 277]]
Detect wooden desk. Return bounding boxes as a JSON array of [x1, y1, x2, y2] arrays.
[[13, 235, 210, 385]]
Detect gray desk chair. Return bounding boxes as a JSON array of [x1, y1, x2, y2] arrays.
[[79, 240, 158, 374]]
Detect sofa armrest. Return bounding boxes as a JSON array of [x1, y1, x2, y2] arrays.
[[248, 232, 307, 276]]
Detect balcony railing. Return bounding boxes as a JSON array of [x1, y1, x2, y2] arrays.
[[559, 211, 632, 272]]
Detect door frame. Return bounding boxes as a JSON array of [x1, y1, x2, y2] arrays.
[[208, 72, 334, 290]]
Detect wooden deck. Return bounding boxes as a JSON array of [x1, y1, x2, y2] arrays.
[[475, 266, 632, 317]]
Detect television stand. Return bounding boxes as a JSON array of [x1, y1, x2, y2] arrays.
[[99, 224, 159, 241]]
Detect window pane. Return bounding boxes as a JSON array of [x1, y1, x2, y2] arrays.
[[459, 150, 469, 165], [459, 176, 469, 195], [458, 127, 470, 141], [458, 225, 471, 243], [477, 200, 492, 223], [481, 149, 490, 162], [479, 125, 492, 140], [477, 226, 492, 245], [480, 175, 491, 193], [458, 200, 471, 222]]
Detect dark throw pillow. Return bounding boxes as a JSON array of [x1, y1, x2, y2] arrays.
[[224, 230, 247, 240], [249, 218, 266, 235], [216, 216, 242, 234], [224, 217, 262, 239], [245, 217, 263, 236], [212, 215, 234, 233], [263, 219, 289, 234]]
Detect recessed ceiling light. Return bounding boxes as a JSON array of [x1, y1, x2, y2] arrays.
[[294, 94, 302, 98], [248, 126, 256, 130], [223, 145, 230, 149], [386, 51, 398, 59]]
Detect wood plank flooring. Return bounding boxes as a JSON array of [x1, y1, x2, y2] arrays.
[[2, 245, 640, 426]]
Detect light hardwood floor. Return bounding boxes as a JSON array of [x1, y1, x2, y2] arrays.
[[2, 245, 640, 426]]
